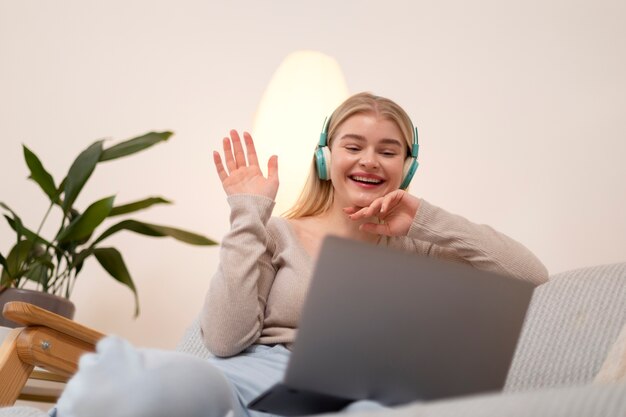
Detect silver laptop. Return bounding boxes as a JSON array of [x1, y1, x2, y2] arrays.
[[248, 235, 535, 416]]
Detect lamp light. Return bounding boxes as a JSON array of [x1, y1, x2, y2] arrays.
[[253, 50, 349, 214]]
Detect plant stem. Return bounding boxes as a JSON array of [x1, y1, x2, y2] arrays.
[[35, 201, 55, 241]]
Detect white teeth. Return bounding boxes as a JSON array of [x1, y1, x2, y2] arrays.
[[351, 175, 382, 184]]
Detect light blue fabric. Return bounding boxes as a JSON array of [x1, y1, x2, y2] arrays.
[[209, 343, 388, 416], [49, 337, 387, 417], [52, 336, 234, 417], [207, 344, 291, 417]]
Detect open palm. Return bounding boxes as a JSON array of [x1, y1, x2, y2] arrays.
[[213, 130, 279, 200]]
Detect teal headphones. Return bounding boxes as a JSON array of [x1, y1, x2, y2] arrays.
[[315, 116, 420, 190]]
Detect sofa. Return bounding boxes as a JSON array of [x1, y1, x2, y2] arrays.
[[2, 262, 626, 417]]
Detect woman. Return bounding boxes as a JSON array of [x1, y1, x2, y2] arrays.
[[199, 92, 548, 415]]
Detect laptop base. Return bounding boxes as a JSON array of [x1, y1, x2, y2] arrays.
[[247, 383, 352, 416]]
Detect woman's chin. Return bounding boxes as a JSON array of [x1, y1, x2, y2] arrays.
[[349, 193, 380, 209]]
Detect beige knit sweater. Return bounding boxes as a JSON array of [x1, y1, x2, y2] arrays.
[[201, 194, 548, 357]]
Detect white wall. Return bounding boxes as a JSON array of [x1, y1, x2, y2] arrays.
[[1, 0, 625, 349]]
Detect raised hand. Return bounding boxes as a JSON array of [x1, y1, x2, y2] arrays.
[[344, 190, 421, 237], [213, 130, 279, 200]]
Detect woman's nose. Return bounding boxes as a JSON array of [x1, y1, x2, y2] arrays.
[[359, 150, 380, 169]]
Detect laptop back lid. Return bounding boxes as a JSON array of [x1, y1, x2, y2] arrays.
[[282, 235, 535, 405]]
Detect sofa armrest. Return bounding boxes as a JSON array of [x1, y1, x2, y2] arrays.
[[505, 262, 626, 391], [329, 382, 626, 417]]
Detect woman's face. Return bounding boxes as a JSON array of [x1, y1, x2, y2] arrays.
[[329, 112, 406, 209]]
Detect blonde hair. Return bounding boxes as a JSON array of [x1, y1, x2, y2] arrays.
[[283, 92, 415, 219]]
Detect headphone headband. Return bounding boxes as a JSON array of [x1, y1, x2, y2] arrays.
[[318, 116, 330, 147]]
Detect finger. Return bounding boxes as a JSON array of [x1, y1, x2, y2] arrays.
[[230, 130, 247, 168], [381, 190, 404, 213], [222, 137, 236, 173], [347, 206, 366, 219], [213, 151, 229, 182], [243, 132, 260, 167], [348, 205, 373, 220], [267, 155, 279, 182], [355, 198, 384, 219]]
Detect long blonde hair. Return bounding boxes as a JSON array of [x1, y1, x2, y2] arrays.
[[283, 92, 415, 219]]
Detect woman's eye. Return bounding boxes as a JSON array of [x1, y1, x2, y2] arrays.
[[381, 150, 398, 157], [345, 146, 360, 152]]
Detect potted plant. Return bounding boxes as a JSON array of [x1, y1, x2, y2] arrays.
[[0, 131, 216, 326]]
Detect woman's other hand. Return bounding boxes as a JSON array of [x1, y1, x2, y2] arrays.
[[213, 130, 279, 200], [344, 190, 420, 237]]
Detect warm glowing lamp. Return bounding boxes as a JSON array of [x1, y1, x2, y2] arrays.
[[253, 50, 349, 214]]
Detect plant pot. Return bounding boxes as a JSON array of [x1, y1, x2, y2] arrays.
[[0, 287, 75, 328]]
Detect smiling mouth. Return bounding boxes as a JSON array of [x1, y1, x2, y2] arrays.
[[349, 175, 384, 185]]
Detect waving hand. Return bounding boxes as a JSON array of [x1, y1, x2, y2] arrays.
[[213, 130, 279, 200]]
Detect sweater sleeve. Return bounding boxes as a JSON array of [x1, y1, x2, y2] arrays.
[[200, 194, 277, 357], [407, 199, 549, 285]]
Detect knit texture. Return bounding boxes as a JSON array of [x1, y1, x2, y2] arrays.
[[0, 407, 48, 417], [595, 322, 626, 383], [505, 262, 626, 391], [333, 381, 626, 417], [176, 318, 214, 360]]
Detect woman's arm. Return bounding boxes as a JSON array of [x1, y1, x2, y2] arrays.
[[408, 199, 548, 285], [201, 131, 280, 357], [347, 190, 548, 285], [200, 194, 277, 357]]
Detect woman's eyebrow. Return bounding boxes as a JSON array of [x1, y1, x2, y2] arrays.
[[338, 133, 367, 141], [379, 138, 404, 147], [339, 134, 403, 147]]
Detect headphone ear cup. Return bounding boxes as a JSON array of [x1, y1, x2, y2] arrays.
[[400, 157, 419, 189], [315, 146, 332, 181]]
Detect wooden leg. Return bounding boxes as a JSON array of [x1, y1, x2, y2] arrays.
[[0, 328, 34, 406]]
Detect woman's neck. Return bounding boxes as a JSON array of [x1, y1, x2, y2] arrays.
[[318, 201, 380, 244]]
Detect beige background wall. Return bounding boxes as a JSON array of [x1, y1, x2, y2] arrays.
[[1, 0, 625, 349]]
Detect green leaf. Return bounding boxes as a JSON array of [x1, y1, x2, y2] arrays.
[[72, 248, 93, 275], [24, 253, 53, 289], [57, 196, 115, 243], [3, 215, 52, 247], [0, 202, 25, 241], [0, 252, 8, 271], [109, 197, 172, 217], [63, 141, 104, 213], [23, 145, 60, 203], [138, 223, 217, 245], [67, 248, 93, 272], [99, 131, 173, 162], [93, 219, 217, 246], [93, 247, 139, 317], [0, 252, 10, 287], [3, 240, 32, 279], [0, 270, 12, 287]]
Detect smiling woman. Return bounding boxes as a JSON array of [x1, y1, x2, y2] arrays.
[[193, 91, 549, 415]]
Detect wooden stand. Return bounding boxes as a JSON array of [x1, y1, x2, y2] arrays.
[[0, 301, 104, 406]]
